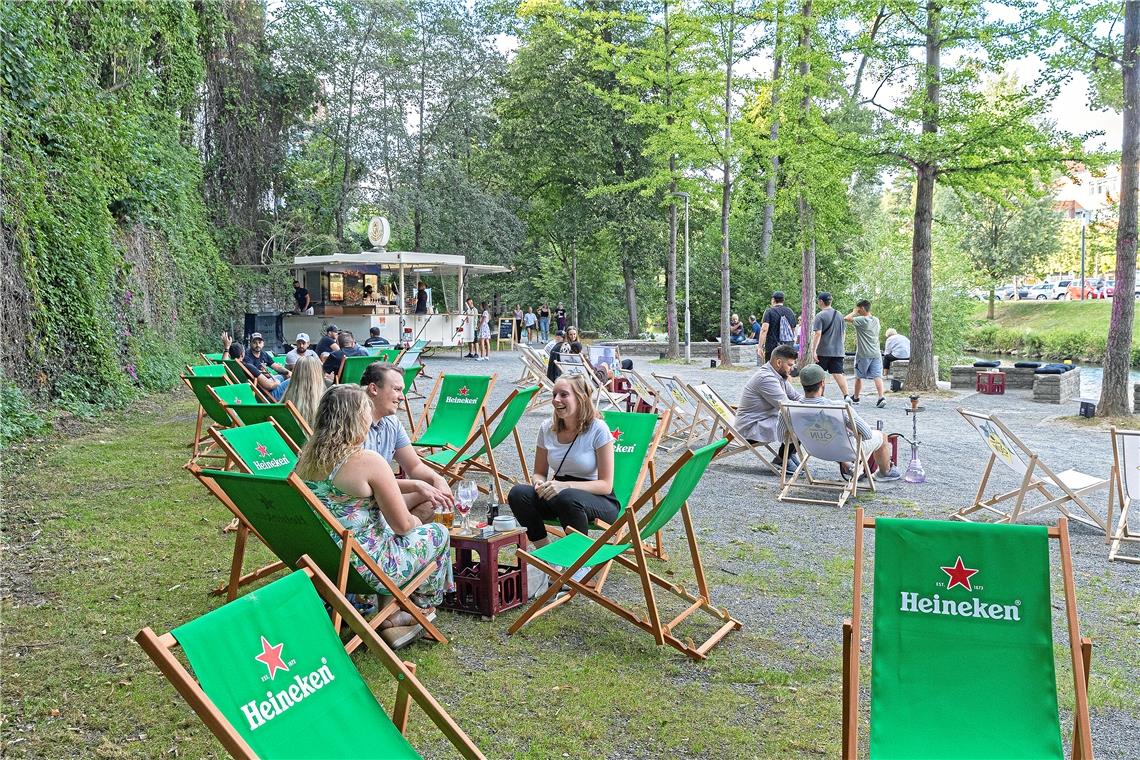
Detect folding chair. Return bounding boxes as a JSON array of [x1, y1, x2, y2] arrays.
[[412, 373, 495, 457], [651, 372, 714, 451], [182, 373, 237, 464], [685, 381, 779, 474], [228, 400, 313, 447], [955, 409, 1107, 531], [1107, 426, 1140, 562], [517, 346, 555, 407], [778, 402, 874, 508], [209, 420, 299, 476], [622, 367, 664, 413], [398, 365, 424, 434], [509, 438, 741, 660], [422, 386, 539, 502], [398, 346, 428, 398], [189, 466, 446, 653], [137, 558, 484, 760], [364, 346, 402, 362], [842, 509, 1092, 759], [336, 354, 380, 385], [208, 382, 262, 409], [554, 353, 626, 410], [187, 363, 231, 378], [200, 352, 225, 364]]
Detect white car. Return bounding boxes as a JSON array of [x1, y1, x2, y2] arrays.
[[1028, 281, 1071, 300]]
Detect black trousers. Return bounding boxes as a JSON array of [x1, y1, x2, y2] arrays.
[[883, 353, 904, 372], [508, 483, 620, 543]]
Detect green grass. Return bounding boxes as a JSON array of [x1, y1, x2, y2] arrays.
[[969, 300, 1135, 335]]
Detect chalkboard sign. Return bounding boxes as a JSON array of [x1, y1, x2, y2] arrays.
[[495, 317, 514, 350]]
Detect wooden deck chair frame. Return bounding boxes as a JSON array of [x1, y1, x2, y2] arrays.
[[182, 373, 236, 465], [955, 409, 1107, 531], [412, 372, 497, 455], [136, 556, 484, 760], [778, 402, 874, 508], [421, 386, 537, 503], [622, 367, 665, 413], [221, 358, 277, 403], [187, 466, 445, 653], [560, 354, 628, 411], [226, 399, 313, 448], [509, 441, 741, 660], [650, 372, 715, 451], [517, 346, 555, 407], [685, 380, 779, 474], [1107, 426, 1140, 562], [398, 364, 424, 436], [841, 509, 1093, 759]]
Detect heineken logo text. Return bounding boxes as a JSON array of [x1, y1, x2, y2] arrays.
[[253, 456, 290, 471], [241, 657, 336, 731], [445, 396, 479, 404], [899, 592, 1020, 622]]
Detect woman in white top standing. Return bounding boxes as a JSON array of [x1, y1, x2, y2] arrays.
[[508, 375, 618, 558]]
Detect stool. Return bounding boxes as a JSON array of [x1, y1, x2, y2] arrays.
[[440, 528, 527, 619], [977, 371, 1006, 395]]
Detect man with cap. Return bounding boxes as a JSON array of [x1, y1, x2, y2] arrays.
[[810, 292, 851, 400], [285, 332, 311, 371], [321, 330, 369, 378], [735, 344, 803, 472], [757, 291, 798, 363], [797, 363, 900, 480], [363, 326, 390, 348], [314, 324, 339, 361], [221, 330, 290, 400]]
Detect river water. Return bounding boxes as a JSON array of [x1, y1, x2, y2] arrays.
[[968, 353, 1140, 399]]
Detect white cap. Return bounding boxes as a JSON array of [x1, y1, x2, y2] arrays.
[[296, 332, 310, 342]]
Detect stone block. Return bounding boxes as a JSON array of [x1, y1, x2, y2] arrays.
[[1032, 368, 1081, 404]]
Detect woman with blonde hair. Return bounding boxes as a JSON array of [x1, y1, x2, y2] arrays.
[[507, 374, 617, 591], [281, 353, 325, 426], [295, 385, 453, 647]]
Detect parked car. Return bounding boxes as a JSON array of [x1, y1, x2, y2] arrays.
[[1066, 281, 1101, 300], [998, 285, 1031, 300], [1027, 283, 1054, 300]]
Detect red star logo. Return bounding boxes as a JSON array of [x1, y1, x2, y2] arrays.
[[611, 428, 623, 441], [255, 442, 269, 457], [458, 386, 470, 396], [941, 556, 979, 591], [254, 635, 289, 680]]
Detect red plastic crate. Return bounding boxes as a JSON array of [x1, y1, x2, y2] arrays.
[[441, 529, 527, 619], [976, 371, 1006, 395]]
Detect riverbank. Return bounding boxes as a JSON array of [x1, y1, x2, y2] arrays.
[[966, 301, 1140, 365]]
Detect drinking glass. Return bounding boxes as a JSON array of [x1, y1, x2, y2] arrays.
[[456, 480, 477, 534]]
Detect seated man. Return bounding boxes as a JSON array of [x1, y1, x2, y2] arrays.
[[796, 363, 900, 480], [883, 328, 911, 372], [735, 344, 803, 470], [359, 363, 456, 521], [222, 331, 290, 400], [285, 332, 311, 371], [314, 324, 339, 361], [322, 330, 370, 377], [362, 326, 389, 348]]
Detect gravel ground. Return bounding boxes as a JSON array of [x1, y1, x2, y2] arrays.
[[422, 346, 1140, 757]]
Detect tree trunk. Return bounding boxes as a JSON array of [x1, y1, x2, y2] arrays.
[[1101, 0, 1140, 415], [622, 257, 639, 339], [798, 199, 815, 368], [760, 2, 782, 260], [987, 285, 996, 320], [906, 1, 941, 392], [719, 5, 735, 367]]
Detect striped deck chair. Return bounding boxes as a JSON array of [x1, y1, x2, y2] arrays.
[[137, 558, 484, 759], [842, 510, 1092, 759]]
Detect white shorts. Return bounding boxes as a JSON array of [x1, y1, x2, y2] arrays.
[[864, 430, 884, 451]]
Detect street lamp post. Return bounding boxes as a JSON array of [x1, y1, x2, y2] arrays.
[[671, 191, 691, 362], [1079, 211, 1087, 301]]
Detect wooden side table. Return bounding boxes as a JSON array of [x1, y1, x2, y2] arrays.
[[441, 527, 528, 620]]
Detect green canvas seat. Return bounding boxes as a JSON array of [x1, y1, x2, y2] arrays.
[[365, 346, 401, 362], [842, 511, 1093, 759], [211, 420, 298, 477], [509, 438, 741, 660], [209, 382, 262, 409], [201, 352, 225, 364], [188, 363, 230, 378], [423, 386, 539, 501], [189, 467, 445, 652], [182, 373, 236, 463], [227, 400, 312, 447], [337, 354, 380, 385], [411, 373, 495, 449], [136, 560, 484, 760]]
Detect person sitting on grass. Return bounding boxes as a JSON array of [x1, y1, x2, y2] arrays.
[[508, 374, 619, 597], [295, 384, 454, 649], [281, 353, 327, 427], [796, 363, 900, 481]]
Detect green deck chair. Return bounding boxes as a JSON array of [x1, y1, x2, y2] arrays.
[[423, 386, 539, 502], [182, 373, 235, 464], [509, 438, 741, 660], [201, 352, 225, 364], [209, 420, 298, 477], [337, 354, 380, 385], [841, 511, 1093, 759], [137, 559, 485, 760], [399, 364, 423, 431], [187, 363, 230, 378], [227, 400, 312, 447], [411, 373, 495, 454], [365, 346, 402, 362], [208, 382, 262, 409], [189, 467, 446, 653]]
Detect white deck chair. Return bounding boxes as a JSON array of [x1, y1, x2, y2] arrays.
[[685, 381, 779, 474], [955, 409, 1107, 531], [516, 346, 554, 406], [1107, 426, 1140, 562], [650, 373, 714, 451], [778, 402, 874, 508], [622, 368, 663, 413], [554, 353, 626, 410]]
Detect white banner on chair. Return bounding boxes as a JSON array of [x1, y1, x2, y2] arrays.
[[789, 406, 857, 463], [967, 416, 1028, 476]]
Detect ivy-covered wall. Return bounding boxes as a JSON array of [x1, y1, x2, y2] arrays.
[[1, 1, 232, 408]]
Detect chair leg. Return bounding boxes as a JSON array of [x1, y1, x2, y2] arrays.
[[392, 661, 416, 734]]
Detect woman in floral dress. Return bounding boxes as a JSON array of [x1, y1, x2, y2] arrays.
[[295, 385, 453, 641]]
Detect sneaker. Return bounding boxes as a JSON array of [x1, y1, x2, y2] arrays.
[[878, 467, 902, 482], [875, 397, 886, 408], [850, 395, 860, 404], [381, 624, 424, 649]]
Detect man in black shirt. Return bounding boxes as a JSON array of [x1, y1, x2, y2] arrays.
[[362, 326, 389, 348], [757, 291, 798, 363], [414, 282, 428, 314], [293, 280, 311, 314], [314, 324, 339, 360], [322, 330, 370, 376]]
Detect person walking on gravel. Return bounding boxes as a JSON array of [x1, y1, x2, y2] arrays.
[[845, 299, 886, 408], [810, 292, 850, 401]]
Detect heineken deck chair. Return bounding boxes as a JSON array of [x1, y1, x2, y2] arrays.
[[336, 354, 381, 385], [1107, 426, 1140, 562], [398, 341, 429, 396], [364, 346, 402, 362], [200, 351, 225, 364], [137, 558, 484, 760], [778, 401, 874, 508], [651, 373, 713, 451], [841, 510, 1093, 759], [422, 386, 539, 502], [509, 439, 741, 660], [189, 467, 445, 652], [209, 420, 299, 477], [686, 381, 779, 474], [183, 372, 236, 464], [228, 400, 313, 447], [187, 363, 232, 379], [955, 409, 1107, 531], [411, 373, 495, 458]]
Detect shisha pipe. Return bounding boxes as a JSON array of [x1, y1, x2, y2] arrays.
[[897, 394, 927, 483]]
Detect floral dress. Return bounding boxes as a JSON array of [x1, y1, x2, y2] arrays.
[[306, 462, 454, 607]]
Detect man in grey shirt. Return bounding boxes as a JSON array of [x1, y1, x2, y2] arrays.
[[360, 363, 455, 522], [844, 299, 885, 407], [810, 292, 851, 400], [735, 344, 803, 469]]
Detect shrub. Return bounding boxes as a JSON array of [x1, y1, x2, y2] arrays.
[[0, 378, 49, 445]]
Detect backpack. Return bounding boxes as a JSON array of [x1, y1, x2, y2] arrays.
[[778, 308, 796, 343]]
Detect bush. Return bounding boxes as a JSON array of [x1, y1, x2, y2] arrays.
[[0, 378, 49, 445]]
